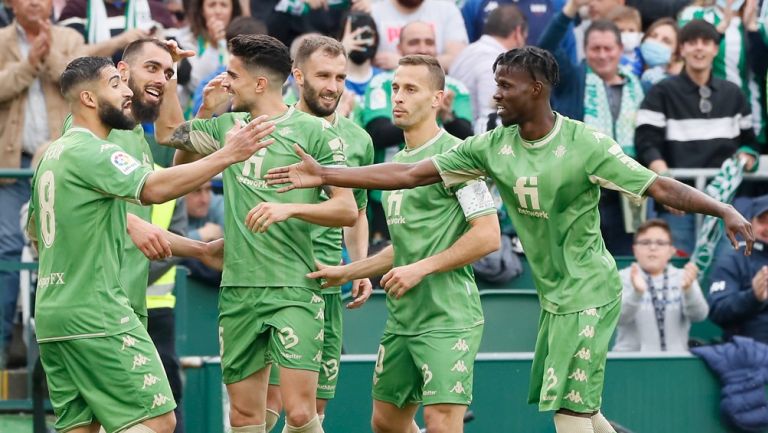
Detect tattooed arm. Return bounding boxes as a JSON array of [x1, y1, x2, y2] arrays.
[[155, 78, 211, 165], [646, 176, 754, 253]]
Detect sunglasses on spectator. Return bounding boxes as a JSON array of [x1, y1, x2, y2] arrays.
[[699, 85, 712, 114], [634, 239, 673, 247]]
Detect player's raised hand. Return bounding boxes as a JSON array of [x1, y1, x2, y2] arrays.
[[222, 117, 275, 163], [164, 39, 196, 63], [307, 262, 352, 288], [127, 214, 172, 260], [199, 73, 230, 115], [201, 238, 224, 271], [265, 144, 324, 192], [721, 204, 754, 255], [245, 202, 294, 233], [346, 278, 372, 309], [381, 263, 428, 299]]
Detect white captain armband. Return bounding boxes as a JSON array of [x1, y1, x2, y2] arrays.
[[456, 180, 495, 219]]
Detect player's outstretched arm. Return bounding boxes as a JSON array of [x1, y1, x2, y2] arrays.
[[646, 176, 754, 254], [381, 214, 500, 299], [165, 232, 224, 271], [308, 245, 396, 288], [141, 117, 275, 204], [127, 213, 172, 260], [244, 186, 358, 232], [265, 144, 442, 191]]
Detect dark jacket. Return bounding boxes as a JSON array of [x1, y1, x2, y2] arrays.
[[538, 11, 586, 121]]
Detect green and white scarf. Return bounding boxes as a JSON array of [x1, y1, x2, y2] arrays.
[[86, 0, 153, 44], [583, 66, 644, 157]]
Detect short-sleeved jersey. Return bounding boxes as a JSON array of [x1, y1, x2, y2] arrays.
[[187, 106, 346, 289], [62, 115, 155, 319], [312, 114, 374, 294], [432, 114, 658, 314], [383, 130, 495, 335], [360, 72, 473, 165], [29, 128, 153, 342]]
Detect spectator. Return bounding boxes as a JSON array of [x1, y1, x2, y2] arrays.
[[182, 182, 224, 285], [339, 12, 381, 104], [606, 5, 643, 76], [638, 17, 683, 91], [58, 0, 174, 60], [0, 0, 84, 366], [539, 1, 645, 255], [451, 4, 528, 133], [371, 0, 468, 71], [572, 0, 625, 59], [709, 195, 768, 343], [177, 0, 243, 112], [614, 219, 709, 352], [460, 0, 577, 64], [625, 0, 689, 29], [264, 0, 369, 49], [635, 20, 759, 254]]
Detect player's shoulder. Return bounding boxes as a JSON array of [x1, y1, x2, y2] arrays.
[[560, 115, 610, 146], [435, 130, 463, 152], [288, 107, 334, 133], [336, 115, 370, 141]]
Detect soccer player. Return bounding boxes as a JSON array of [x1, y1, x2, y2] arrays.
[[28, 56, 274, 433], [154, 34, 359, 433], [307, 54, 500, 433], [248, 35, 374, 431], [266, 47, 756, 433]]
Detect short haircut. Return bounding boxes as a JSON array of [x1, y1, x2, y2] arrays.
[[679, 19, 720, 45], [398, 54, 445, 91], [225, 16, 267, 42], [634, 219, 673, 242], [293, 35, 346, 68], [121, 38, 172, 64], [187, 0, 242, 40], [493, 47, 560, 86], [483, 4, 528, 38], [605, 6, 642, 28], [228, 34, 293, 84], [60, 56, 115, 99], [584, 20, 622, 48]]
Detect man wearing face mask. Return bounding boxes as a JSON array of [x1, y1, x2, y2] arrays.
[[340, 11, 382, 105]]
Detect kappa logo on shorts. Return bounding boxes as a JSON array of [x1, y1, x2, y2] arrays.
[[121, 335, 137, 350], [132, 354, 151, 369], [564, 390, 584, 404], [314, 329, 324, 341], [311, 294, 323, 304], [313, 350, 323, 363], [151, 393, 171, 409], [451, 360, 468, 373], [568, 369, 588, 382], [452, 339, 470, 352], [581, 308, 599, 317], [573, 348, 591, 360], [315, 309, 325, 321], [578, 325, 595, 338], [142, 374, 161, 389], [450, 381, 466, 394]]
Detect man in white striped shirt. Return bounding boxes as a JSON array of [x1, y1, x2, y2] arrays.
[[634, 19, 760, 254]]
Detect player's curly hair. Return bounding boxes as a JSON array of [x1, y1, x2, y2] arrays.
[[493, 47, 560, 87], [229, 34, 293, 85]]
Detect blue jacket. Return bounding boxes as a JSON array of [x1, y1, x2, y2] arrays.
[[537, 11, 586, 121], [708, 241, 768, 343]]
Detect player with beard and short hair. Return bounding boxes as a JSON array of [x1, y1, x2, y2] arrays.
[[27, 56, 274, 433], [265, 46, 756, 433], [228, 35, 373, 432], [155, 34, 359, 433]]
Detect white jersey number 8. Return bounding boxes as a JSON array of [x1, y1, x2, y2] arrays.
[[38, 170, 56, 248]]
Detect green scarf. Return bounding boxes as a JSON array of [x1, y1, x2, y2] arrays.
[[583, 66, 644, 157]]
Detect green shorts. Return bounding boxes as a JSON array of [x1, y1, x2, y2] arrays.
[[528, 298, 621, 413], [268, 293, 343, 399], [39, 327, 176, 433], [218, 286, 325, 384], [372, 325, 483, 408]]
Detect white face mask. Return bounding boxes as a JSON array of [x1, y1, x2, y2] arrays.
[[621, 31, 643, 53]]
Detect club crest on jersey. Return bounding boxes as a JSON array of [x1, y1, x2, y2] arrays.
[[111, 151, 140, 175]]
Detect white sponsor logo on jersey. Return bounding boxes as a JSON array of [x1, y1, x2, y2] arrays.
[[710, 281, 726, 294], [386, 190, 406, 225], [110, 151, 141, 175], [514, 177, 549, 219]]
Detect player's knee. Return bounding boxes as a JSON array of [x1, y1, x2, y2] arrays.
[[143, 410, 176, 433], [284, 407, 314, 428], [371, 411, 398, 433], [230, 399, 262, 426], [423, 406, 462, 433]]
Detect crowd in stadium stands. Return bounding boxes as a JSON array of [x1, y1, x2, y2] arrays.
[[2, 0, 768, 368]]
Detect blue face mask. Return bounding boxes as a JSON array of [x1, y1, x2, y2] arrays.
[[717, 0, 745, 11], [640, 40, 672, 67]]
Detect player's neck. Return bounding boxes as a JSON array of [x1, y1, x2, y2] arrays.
[[518, 110, 556, 143], [403, 121, 441, 150], [250, 95, 290, 119], [72, 113, 111, 140]]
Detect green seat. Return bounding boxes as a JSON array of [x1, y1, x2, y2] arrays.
[[342, 291, 388, 354], [479, 289, 540, 352]]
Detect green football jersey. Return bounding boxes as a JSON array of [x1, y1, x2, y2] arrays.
[[432, 114, 658, 314], [312, 114, 374, 295], [62, 115, 155, 320], [382, 130, 495, 335], [188, 106, 346, 289], [29, 127, 153, 342]]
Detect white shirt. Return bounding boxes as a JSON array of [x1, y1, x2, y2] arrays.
[[372, 0, 468, 56]]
